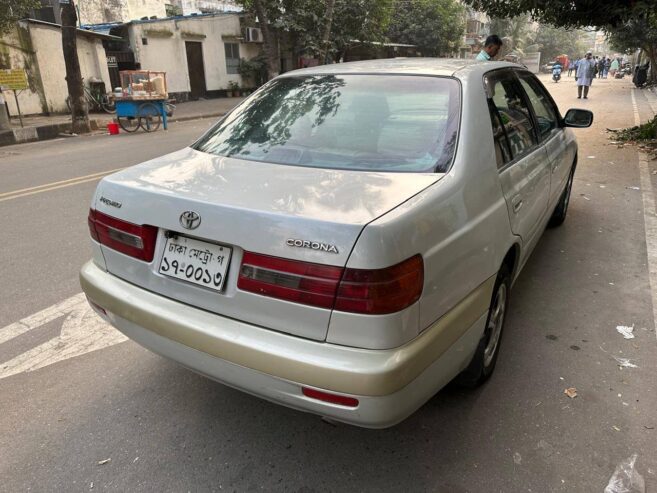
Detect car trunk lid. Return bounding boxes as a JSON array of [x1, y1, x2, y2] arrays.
[[93, 147, 442, 341]]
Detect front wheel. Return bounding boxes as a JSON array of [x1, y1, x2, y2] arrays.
[[548, 163, 576, 227], [101, 95, 116, 114], [456, 265, 510, 387]]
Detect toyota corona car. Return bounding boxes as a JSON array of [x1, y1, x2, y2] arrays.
[[80, 59, 593, 428]]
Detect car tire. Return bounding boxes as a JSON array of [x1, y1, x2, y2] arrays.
[[456, 264, 510, 388], [548, 163, 576, 228]]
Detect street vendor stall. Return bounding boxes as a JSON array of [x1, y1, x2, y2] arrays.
[[115, 70, 169, 132]]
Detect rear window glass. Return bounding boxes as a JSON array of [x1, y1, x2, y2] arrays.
[[193, 74, 461, 172]]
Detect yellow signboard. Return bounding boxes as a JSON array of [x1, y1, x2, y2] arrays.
[[0, 69, 28, 90]]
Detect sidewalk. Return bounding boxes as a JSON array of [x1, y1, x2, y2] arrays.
[[0, 96, 244, 148]]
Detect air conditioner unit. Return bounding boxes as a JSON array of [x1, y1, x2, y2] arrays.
[[245, 27, 263, 43]]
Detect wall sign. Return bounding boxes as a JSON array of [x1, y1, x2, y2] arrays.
[[0, 69, 28, 91]]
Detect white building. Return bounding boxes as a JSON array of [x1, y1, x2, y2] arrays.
[[173, 0, 242, 15], [0, 19, 113, 115], [124, 13, 260, 99]]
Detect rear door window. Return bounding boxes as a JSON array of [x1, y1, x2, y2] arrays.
[[193, 74, 461, 173], [517, 74, 559, 140], [484, 71, 538, 163]]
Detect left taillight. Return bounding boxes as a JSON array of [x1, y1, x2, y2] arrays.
[[88, 208, 158, 262]]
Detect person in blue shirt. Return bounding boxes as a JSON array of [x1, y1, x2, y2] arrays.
[[476, 35, 503, 61]]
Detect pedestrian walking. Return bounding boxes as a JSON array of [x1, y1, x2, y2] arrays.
[[597, 57, 605, 78], [576, 52, 596, 99], [610, 58, 619, 77], [571, 57, 580, 77], [476, 35, 503, 61], [568, 59, 575, 77]]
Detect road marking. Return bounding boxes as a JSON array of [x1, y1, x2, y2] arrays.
[[0, 293, 127, 380], [631, 89, 657, 335], [0, 167, 125, 203]]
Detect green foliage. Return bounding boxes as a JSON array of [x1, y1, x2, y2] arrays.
[[489, 15, 534, 54], [0, 0, 40, 34], [607, 16, 657, 54], [237, 0, 393, 59], [238, 55, 268, 87], [533, 25, 590, 62], [387, 0, 465, 56], [462, 0, 653, 29], [612, 115, 657, 142]]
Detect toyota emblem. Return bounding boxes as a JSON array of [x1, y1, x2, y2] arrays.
[[180, 211, 201, 230]]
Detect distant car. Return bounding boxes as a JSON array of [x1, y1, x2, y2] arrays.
[[541, 61, 556, 73], [81, 59, 593, 428]]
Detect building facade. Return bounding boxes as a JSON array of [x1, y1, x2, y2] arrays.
[[0, 20, 113, 115]]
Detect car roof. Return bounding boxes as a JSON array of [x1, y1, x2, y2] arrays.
[[278, 58, 526, 80]]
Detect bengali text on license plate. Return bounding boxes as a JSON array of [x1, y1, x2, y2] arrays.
[[159, 235, 232, 291]]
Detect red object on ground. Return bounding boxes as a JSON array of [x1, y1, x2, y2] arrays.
[[107, 122, 120, 135]]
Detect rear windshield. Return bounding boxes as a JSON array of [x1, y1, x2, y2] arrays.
[[193, 74, 461, 173]]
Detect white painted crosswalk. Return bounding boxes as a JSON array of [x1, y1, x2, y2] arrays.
[[0, 294, 127, 380]]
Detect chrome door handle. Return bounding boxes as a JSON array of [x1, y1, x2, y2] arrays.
[[512, 195, 523, 213]]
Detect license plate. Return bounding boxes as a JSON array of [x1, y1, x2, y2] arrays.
[[159, 235, 232, 292]]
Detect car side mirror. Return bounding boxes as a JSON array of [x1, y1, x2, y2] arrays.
[[564, 108, 593, 128]]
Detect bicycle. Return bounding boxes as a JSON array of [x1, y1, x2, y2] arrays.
[[66, 84, 115, 114]]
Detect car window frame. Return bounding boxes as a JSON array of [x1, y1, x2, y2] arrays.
[[483, 68, 541, 172], [514, 71, 562, 141], [191, 73, 464, 174]]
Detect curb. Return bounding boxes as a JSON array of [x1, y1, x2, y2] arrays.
[[0, 111, 227, 148], [0, 119, 102, 148]]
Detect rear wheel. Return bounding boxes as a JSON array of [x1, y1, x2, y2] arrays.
[[548, 163, 576, 228], [138, 102, 161, 132], [456, 265, 510, 387], [117, 116, 140, 133]]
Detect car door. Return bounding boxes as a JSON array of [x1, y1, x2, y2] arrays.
[[516, 73, 570, 208], [484, 70, 550, 254]]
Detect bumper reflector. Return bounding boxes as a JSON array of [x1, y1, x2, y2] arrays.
[[302, 387, 359, 407]]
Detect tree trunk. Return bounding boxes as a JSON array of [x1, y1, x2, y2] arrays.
[[647, 44, 657, 84], [252, 0, 279, 80], [61, 0, 91, 134], [319, 0, 336, 65]]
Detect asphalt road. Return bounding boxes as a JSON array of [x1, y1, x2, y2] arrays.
[[1, 77, 656, 492]]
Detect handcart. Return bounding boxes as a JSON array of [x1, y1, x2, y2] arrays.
[[114, 70, 169, 132]]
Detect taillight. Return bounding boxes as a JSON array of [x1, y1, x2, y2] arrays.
[[238, 252, 423, 314], [238, 252, 343, 309], [88, 209, 157, 262], [335, 255, 424, 315]]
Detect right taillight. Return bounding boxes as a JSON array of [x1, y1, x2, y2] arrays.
[[238, 252, 423, 314], [335, 255, 424, 314], [88, 209, 157, 262]]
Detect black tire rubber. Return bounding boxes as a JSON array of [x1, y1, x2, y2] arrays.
[[117, 116, 140, 133], [548, 163, 576, 228], [138, 102, 161, 132], [101, 95, 116, 114], [455, 264, 511, 388]]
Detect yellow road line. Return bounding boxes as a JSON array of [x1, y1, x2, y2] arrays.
[[0, 167, 125, 202]]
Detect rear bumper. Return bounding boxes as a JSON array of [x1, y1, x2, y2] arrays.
[[80, 261, 492, 428]]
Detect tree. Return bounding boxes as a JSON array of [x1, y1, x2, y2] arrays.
[[607, 15, 657, 83], [489, 15, 535, 55], [237, 0, 393, 77], [0, 0, 40, 34], [462, 0, 654, 29], [387, 0, 465, 57], [533, 25, 590, 62], [61, 0, 91, 134]]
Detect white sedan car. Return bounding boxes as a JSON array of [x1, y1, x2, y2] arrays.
[[81, 59, 592, 428]]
